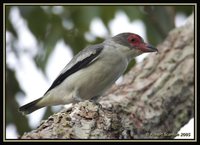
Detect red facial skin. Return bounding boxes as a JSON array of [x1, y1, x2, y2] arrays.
[[127, 34, 157, 52]]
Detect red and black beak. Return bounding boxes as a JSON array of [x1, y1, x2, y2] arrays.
[[139, 43, 158, 53]]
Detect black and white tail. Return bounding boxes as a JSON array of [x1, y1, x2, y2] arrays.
[[19, 98, 43, 115]]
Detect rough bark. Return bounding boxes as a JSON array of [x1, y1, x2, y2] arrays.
[[20, 14, 194, 139]]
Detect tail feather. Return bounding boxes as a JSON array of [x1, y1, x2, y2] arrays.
[[19, 98, 43, 115]]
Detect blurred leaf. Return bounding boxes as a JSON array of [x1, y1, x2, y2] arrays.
[[121, 6, 142, 20], [6, 67, 30, 134], [18, 6, 49, 41], [99, 6, 116, 27], [175, 6, 194, 15], [5, 6, 17, 37], [34, 13, 63, 72], [142, 6, 176, 44]]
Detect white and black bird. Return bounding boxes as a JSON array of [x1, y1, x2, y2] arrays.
[[19, 32, 157, 115]]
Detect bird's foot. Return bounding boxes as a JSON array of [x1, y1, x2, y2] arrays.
[[89, 99, 103, 110]]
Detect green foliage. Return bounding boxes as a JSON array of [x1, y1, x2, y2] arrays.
[[5, 5, 193, 136], [6, 68, 31, 134]]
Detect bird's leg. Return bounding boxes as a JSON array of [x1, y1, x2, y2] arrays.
[[90, 95, 100, 102], [73, 95, 83, 102], [89, 96, 103, 109], [72, 90, 83, 102]]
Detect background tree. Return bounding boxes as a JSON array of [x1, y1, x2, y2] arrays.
[[5, 5, 194, 138]]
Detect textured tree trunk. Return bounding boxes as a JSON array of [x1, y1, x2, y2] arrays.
[[20, 14, 194, 139]]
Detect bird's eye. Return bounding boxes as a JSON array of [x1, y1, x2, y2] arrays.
[[131, 38, 135, 42], [128, 35, 139, 44]]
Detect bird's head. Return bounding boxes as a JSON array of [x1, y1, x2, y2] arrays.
[[110, 32, 158, 60]]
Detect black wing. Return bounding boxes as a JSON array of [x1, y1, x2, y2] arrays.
[[44, 44, 103, 95]]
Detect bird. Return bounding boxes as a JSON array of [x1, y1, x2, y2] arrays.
[[19, 32, 158, 115]]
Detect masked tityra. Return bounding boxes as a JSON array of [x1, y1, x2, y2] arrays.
[[19, 32, 158, 115]]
